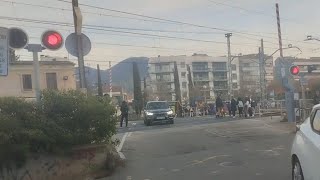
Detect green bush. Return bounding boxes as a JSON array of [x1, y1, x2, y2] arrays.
[[0, 90, 117, 170]]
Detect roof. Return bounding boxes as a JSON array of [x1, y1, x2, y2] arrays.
[[10, 60, 75, 66]]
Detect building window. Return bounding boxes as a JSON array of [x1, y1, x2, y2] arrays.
[[232, 83, 238, 89], [182, 82, 187, 88], [181, 62, 185, 68], [181, 72, 186, 78], [22, 74, 32, 91], [231, 64, 236, 71], [232, 73, 237, 79], [46, 73, 58, 90]]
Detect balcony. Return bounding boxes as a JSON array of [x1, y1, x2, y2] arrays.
[[212, 67, 227, 72], [193, 77, 210, 81], [213, 76, 228, 81], [150, 68, 174, 74], [192, 66, 210, 72], [214, 86, 228, 90], [155, 78, 173, 83]]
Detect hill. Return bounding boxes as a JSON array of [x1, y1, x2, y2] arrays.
[[80, 57, 149, 92]]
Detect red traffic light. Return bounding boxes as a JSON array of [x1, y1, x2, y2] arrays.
[[41, 30, 63, 50], [9, 28, 28, 50], [290, 65, 300, 75]]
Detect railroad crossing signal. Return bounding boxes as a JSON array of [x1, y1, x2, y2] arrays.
[[41, 30, 64, 50], [9, 27, 28, 50], [290, 65, 300, 75]]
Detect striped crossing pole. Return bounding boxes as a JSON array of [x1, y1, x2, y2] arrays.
[[109, 61, 112, 98], [276, 3, 283, 58]]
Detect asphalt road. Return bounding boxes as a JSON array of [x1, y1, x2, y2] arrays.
[[106, 116, 295, 180]]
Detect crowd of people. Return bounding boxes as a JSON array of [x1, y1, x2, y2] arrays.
[[215, 95, 257, 118]]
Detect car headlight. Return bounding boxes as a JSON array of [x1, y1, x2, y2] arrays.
[[167, 110, 173, 115], [146, 112, 154, 116]]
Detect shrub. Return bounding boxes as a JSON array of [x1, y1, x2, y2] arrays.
[[0, 90, 117, 171]]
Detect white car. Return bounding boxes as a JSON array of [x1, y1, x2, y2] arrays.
[[291, 104, 320, 180]]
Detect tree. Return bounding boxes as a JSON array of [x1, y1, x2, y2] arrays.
[[173, 62, 182, 116], [132, 62, 143, 115], [187, 65, 194, 105], [97, 64, 103, 96]]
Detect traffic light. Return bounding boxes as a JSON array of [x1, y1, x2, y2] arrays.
[[41, 30, 63, 50], [290, 65, 300, 75], [307, 65, 317, 73], [9, 28, 28, 50]]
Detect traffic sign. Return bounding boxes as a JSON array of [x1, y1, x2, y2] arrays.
[[0, 27, 9, 76], [65, 33, 91, 57]]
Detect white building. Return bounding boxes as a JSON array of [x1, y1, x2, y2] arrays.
[[148, 54, 241, 102]]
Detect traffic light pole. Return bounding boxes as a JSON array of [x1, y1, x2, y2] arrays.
[[27, 44, 43, 102], [72, 0, 87, 90]]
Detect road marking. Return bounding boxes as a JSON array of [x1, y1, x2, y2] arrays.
[[126, 176, 132, 180], [185, 155, 230, 167], [116, 132, 128, 159], [128, 132, 132, 137]]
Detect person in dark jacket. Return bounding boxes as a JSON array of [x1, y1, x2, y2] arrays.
[[120, 101, 129, 127], [313, 91, 320, 105], [216, 95, 223, 117], [231, 96, 237, 118]]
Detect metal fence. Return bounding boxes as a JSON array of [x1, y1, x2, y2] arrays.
[[258, 99, 314, 122]]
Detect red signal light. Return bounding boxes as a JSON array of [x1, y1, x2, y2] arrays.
[[290, 65, 300, 75], [41, 30, 63, 50]]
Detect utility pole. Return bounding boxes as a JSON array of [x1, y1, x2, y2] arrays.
[[109, 61, 112, 98], [276, 3, 295, 122], [225, 33, 232, 98], [97, 64, 103, 96], [28, 44, 42, 102], [260, 39, 267, 101], [72, 0, 87, 90]]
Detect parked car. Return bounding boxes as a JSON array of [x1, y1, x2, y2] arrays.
[[144, 101, 175, 126], [291, 104, 320, 180]]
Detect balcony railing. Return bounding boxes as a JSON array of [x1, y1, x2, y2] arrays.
[[212, 67, 227, 71], [214, 76, 228, 81], [192, 67, 210, 72], [214, 86, 228, 90], [193, 77, 210, 81], [150, 68, 174, 73]]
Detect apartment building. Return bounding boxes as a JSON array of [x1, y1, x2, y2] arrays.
[[148, 54, 240, 102], [233, 54, 273, 96]]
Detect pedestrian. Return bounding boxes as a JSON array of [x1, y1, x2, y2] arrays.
[[313, 91, 320, 105], [215, 95, 223, 118], [227, 101, 231, 116], [190, 107, 194, 117], [120, 101, 129, 127], [237, 97, 244, 117], [231, 96, 237, 118], [244, 96, 250, 118], [251, 99, 257, 117]]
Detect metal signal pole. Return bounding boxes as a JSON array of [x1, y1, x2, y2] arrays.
[[276, 3, 295, 122], [72, 0, 87, 89], [225, 33, 232, 98]]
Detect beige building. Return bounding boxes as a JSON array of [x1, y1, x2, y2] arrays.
[[0, 60, 76, 99]]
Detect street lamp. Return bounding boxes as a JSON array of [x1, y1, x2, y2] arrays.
[[305, 35, 320, 42], [270, 44, 302, 57], [203, 85, 207, 104]]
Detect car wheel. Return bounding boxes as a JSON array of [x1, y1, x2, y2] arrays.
[[292, 157, 304, 180]]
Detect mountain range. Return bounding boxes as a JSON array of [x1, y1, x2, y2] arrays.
[[78, 57, 149, 92]]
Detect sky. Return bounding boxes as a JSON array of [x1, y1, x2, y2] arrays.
[[1, 0, 320, 69]]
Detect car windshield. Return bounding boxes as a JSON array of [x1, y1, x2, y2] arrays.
[[146, 102, 169, 110]]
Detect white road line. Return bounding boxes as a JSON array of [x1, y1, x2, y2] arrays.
[[117, 132, 128, 152]]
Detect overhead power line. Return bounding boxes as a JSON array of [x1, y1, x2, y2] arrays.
[[0, 16, 275, 48], [2, 0, 317, 47]]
